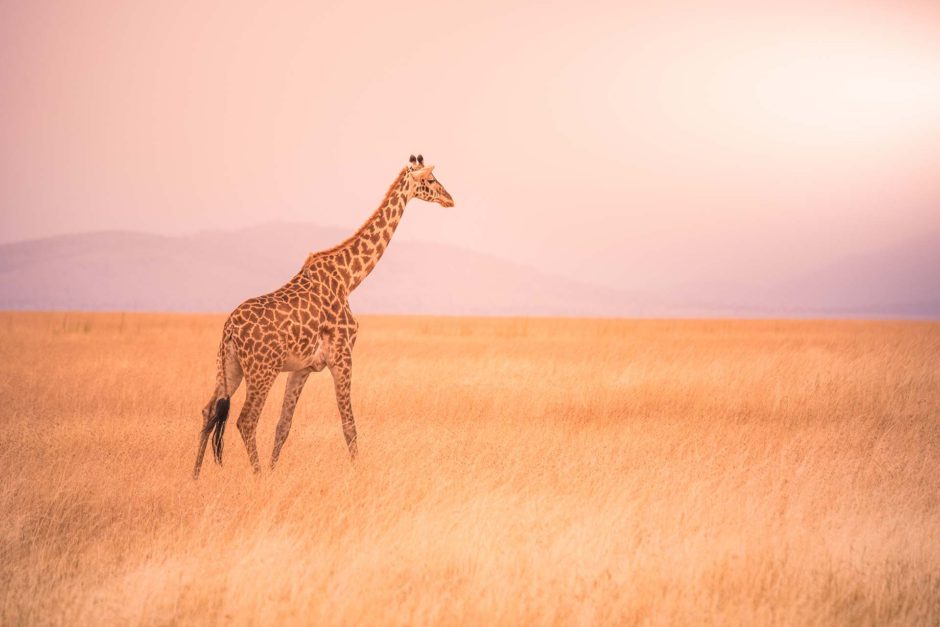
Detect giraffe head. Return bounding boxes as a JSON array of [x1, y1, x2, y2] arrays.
[[408, 154, 454, 208]]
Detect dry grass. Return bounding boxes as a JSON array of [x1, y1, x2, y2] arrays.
[[1, 312, 938, 625]]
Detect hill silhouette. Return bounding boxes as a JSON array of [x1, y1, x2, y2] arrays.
[[0, 223, 936, 318]]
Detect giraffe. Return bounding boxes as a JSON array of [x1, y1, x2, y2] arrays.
[[192, 154, 454, 478]]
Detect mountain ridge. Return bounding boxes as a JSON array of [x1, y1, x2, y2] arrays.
[[0, 223, 936, 318]]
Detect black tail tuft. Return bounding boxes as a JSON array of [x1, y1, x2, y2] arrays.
[[202, 396, 230, 465]]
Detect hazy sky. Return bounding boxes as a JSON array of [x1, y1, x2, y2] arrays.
[[2, 0, 939, 291]]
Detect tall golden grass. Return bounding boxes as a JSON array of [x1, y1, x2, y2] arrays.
[[1, 312, 938, 625]]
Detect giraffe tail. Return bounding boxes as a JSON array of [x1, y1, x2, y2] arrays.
[[203, 396, 231, 465]]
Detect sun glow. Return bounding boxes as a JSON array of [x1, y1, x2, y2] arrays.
[[557, 11, 940, 160], [745, 41, 940, 144]]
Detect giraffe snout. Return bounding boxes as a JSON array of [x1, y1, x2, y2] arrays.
[[439, 189, 454, 207]]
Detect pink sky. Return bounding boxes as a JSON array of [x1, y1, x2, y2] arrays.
[[2, 0, 939, 292]]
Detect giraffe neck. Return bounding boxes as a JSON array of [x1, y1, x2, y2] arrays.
[[334, 168, 414, 292]]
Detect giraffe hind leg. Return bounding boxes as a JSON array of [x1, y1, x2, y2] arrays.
[[237, 374, 276, 474], [193, 406, 213, 479]]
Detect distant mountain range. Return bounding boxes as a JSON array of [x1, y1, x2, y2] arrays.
[[0, 223, 937, 318]]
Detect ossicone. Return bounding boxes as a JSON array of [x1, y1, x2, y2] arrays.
[[409, 154, 416, 163]]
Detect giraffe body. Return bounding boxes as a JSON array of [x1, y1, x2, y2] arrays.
[[193, 156, 453, 477]]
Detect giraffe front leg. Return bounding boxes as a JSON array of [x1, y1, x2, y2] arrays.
[[271, 367, 314, 469], [328, 341, 358, 460]]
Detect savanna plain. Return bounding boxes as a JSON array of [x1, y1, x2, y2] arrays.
[[1, 312, 938, 626]]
